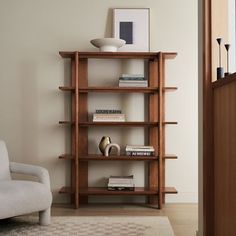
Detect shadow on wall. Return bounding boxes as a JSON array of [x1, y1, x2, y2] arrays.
[[104, 8, 113, 37], [19, 60, 39, 164]]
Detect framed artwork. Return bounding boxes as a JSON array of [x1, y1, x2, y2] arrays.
[[113, 8, 150, 52]]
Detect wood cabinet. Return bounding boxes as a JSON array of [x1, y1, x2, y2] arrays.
[[59, 51, 177, 209], [212, 73, 236, 236]]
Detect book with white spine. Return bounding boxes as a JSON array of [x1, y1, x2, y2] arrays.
[[119, 82, 148, 88], [108, 175, 135, 190], [121, 74, 144, 78], [125, 145, 155, 152], [93, 113, 125, 122]]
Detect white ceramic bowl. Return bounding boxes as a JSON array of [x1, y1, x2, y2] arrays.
[[90, 38, 126, 52]]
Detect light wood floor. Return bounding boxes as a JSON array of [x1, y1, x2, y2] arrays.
[[52, 203, 198, 236]]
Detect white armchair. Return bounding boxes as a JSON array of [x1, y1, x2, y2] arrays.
[[0, 140, 52, 225]]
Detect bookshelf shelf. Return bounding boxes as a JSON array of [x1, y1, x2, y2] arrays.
[[59, 121, 177, 127], [59, 121, 74, 125], [59, 154, 74, 160], [58, 154, 177, 161], [58, 51, 177, 209], [58, 154, 178, 161], [59, 86, 75, 91], [80, 187, 158, 195], [59, 186, 75, 194], [79, 155, 158, 161], [59, 51, 177, 59], [79, 121, 158, 127], [79, 87, 178, 93], [59, 86, 177, 93], [59, 187, 177, 196]]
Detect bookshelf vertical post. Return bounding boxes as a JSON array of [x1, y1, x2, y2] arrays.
[[77, 58, 88, 205], [148, 57, 159, 205]]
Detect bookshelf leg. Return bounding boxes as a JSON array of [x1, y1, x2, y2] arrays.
[[78, 162, 88, 204], [148, 160, 158, 205], [148, 196, 159, 205]]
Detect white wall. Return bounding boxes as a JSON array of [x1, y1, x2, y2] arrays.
[[229, 0, 236, 73], [0, 0, 198, 203], [198, 0, 203, 234]]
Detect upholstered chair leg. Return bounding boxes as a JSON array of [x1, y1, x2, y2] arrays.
[[39, 208, 51, 225]]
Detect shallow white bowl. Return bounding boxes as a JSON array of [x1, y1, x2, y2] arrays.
[[90, 38, 126, 52]]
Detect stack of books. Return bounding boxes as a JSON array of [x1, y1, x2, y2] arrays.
[[119, 74, 148, 87], [108, 175, 135, 191], [93, 109, 125, 122], [125, 145, 155, 156]]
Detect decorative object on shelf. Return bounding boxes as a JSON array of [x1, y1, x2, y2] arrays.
[[104, 143, 121, 157], [90, 38, 125, 52], [113, 8, 150, 52], [216, 38, 224, 80], [224, 43, 231, 77], [99, 136, 111, 155]]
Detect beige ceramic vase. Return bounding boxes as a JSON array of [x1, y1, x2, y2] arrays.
[[99, 136, 111, 155]]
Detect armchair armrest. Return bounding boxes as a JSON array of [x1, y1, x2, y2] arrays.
[[9, 162, 51, 189]]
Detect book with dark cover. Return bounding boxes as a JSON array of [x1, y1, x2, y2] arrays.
[[126, 151, 155, 156], [119, 77, 146, 81], [95, 109, 122, 114], [109, 175, 134, 179]]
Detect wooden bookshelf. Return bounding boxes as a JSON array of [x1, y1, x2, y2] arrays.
[[59, 51, 178, 209]]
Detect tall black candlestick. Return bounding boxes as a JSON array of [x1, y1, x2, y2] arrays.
[[216, 38, 224, 79], [224, 44, 230, 77]]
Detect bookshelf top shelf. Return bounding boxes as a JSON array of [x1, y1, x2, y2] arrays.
[[59, 51, 177, 60]]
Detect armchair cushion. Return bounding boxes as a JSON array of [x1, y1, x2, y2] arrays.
[[0, 180, 52, 219]]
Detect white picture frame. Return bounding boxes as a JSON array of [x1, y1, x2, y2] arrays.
[[113, 8, 150, 52]]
